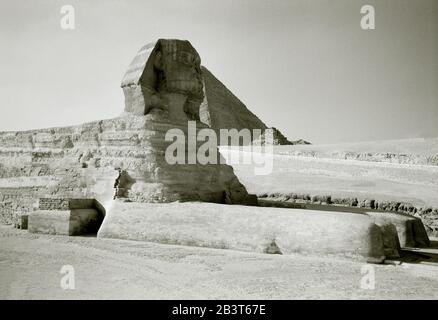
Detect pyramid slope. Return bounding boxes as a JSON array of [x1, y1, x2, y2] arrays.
[[200, 66, 268, 135], [120, 41, 270, 144]]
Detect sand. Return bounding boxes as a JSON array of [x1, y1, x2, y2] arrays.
[[1, 225, 437, 300]]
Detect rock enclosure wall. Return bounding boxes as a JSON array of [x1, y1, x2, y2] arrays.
[[259, 192, 438, 237], [0, 114, 253, 225]]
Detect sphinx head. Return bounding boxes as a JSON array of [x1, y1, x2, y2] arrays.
[[121, 39, 205, 120]]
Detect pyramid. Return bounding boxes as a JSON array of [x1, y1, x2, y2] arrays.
[[252, 127, 312, 145], [199, 67, 268, 135]]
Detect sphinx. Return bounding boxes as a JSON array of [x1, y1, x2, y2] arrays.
[[0, 39, 258, 231]]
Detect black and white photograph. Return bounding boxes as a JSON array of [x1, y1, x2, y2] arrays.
[[0, 0, 438, 307]]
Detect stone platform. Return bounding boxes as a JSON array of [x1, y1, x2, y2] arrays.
[[97, 201, 392, 263], [28, 198, 103, 236]]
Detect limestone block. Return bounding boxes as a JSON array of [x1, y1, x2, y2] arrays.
[[367, 211, 430, 248], [28, 210, 71, 235], [374, 223, 400, 259], [28, 208, 101, 236], [38, 198, 95, 211], [98, 201, 387, 263]]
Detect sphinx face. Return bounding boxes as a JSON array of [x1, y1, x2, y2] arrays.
[[122, 39, 205, 119], [156, 40, 204, 101]]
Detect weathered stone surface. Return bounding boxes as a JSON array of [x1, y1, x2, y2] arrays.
[[28, 198, 104, 236], [121, 39, 204, 120], [261, 192, 436, 240], [38, 198, 96, 211], [0, 113, 255, 225], [98, 201, 387, 263], [367, 211, 430, 248], [28, 209, 101, 236], [378, 223, 401, 259], [200, 67, 268, 142]]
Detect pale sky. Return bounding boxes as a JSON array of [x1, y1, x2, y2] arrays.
[[1, 0, 437, 143]]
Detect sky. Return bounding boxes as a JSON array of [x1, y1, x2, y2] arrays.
[[0, 0, 437, 143]]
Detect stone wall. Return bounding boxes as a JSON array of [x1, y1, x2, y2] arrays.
[[28, 198, 103, 236], [0, 114, 254, 225], [259, 192, 438, 237]]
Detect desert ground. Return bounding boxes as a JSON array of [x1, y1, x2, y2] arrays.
[[223, 138, 438, 208], [1, 225, 438, 300]]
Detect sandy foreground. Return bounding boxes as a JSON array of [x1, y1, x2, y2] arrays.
[[1, 225, 437, 300]]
